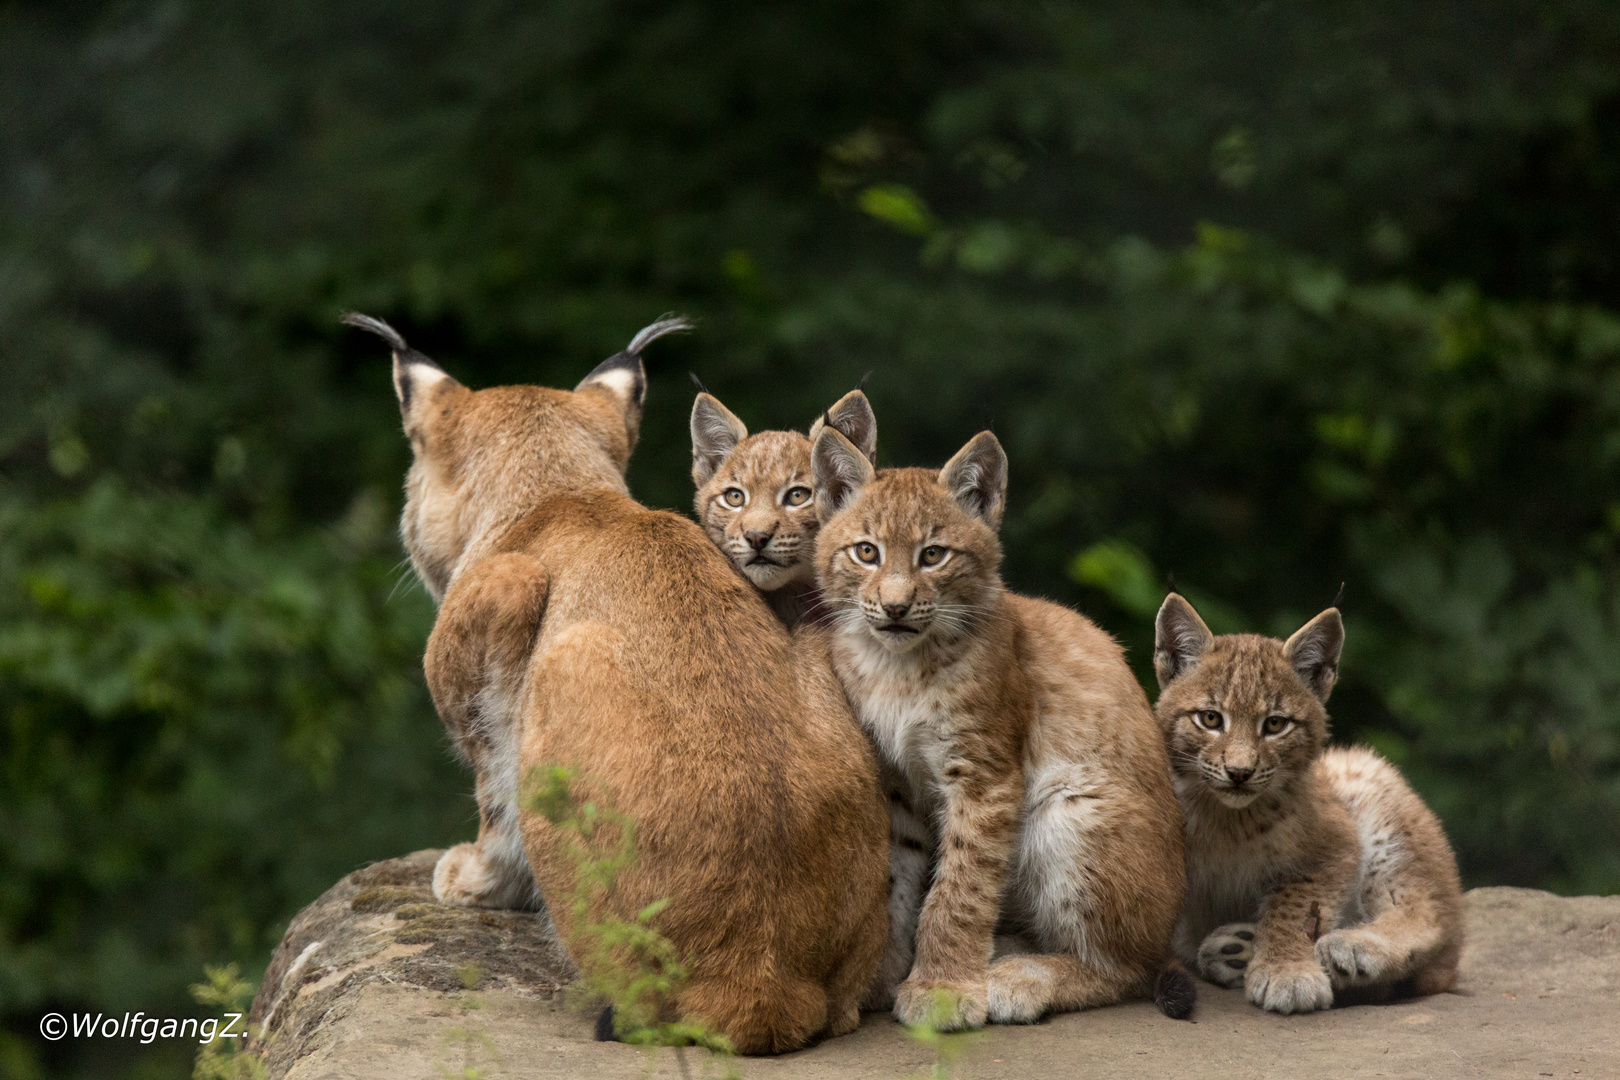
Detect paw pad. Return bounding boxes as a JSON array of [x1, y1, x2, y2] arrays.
[[1197, 923, 1256, 989]]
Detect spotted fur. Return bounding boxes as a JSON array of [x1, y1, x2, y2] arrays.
[[691, 390, 876, 626], [807, 427, 1190, 1030], [347, 313, 889, 1054], [1154, 593, 1464, 1013]]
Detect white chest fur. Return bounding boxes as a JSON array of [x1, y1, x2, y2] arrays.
[[835, 638, 976, 818]]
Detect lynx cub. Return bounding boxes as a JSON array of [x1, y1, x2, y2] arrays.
[[344, 313, 888, 1054], [1153, 592, 1463, 1013], [808, 426, 1194, 1030], [691, 389, 877, 626]]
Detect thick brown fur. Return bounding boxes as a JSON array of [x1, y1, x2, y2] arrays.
[[809, 428, 1190, 1029], [350, 314, 889, 1054], [691, 390, 877, 627], [1153, 593, 1464, 1013]]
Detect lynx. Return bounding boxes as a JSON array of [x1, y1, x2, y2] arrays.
[[690, 389, 877, 627], [1153, 592, 1463, 1013], [343, 313, 889, 1053], [807, 426, 1194, 1031]]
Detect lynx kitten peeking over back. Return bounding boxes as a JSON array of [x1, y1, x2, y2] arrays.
[[1153, 592, 1463, 1014], [691, 389, 877, 626]]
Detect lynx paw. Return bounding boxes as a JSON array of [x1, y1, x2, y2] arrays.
[[1245, 958, 1333, 1014], [1196, 923, 1256, 989], [432, 842, 529, 908], [1315, 928, 1391, 988], [986, 956, 1053, 1024], [894, 976, 988, 1031]]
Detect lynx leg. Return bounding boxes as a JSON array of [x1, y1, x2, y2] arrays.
[[863, 793, 932, 1011], [988, 764, 1177, 1023], [986, 953, 1144, 1024], [1247, 874, 1351, 1014], [434, 800, 539, 909], [1194, 923, 1255, 988], [1315, 904, 1456, 994], [423, 553, 549, 911]]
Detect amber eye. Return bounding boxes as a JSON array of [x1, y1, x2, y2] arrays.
[[852, 542, 881, 565], [1195, 709, 1224, 731], [919, 545, 948, 567], [1262, 715, 1291, 736], [722, 488, 746, 507], [783, 486, 812, 507]]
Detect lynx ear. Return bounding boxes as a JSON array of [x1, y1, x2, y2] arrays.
[[690, 393, 749, 487], [937, 431, 1008, 529], [1154, 593, 1214, 689], [812, 426, 875, 522], [1284, 608, 1345, 703], [808, 389, 878, 463], [342, 312, 461, 431], [576, 315, 693, 449]]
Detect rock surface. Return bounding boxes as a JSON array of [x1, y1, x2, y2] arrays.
[[249, 851, 1619, 1079]]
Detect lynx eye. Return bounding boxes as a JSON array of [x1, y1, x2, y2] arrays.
[[1194, 709, 1224, 731], [852, 541, 881, 565], [918, 545, 948, 567], [722, 488, 746, 507], [1261, 715, 1291, 736], [783, 486, 812, 507]]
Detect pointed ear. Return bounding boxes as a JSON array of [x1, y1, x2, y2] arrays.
[[690, 393, 749, 486], [1284, 608, 1345, 702], [811, 427, 875, 522], [575, 315, 692, 450], [809, 390, 878, 463], [937, 431, 1008, 529], [342, 312, 462, 430], [1154, 593, 1215, 689]]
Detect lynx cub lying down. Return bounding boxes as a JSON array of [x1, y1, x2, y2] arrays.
[[1153, 592, 1463, 1013], [344, 313, 888, 1054], [809, 426, 1194, 1030], [690, 389, 877, 627]]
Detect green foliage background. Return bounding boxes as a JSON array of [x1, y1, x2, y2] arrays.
[[3, 1, 1619, 1075]]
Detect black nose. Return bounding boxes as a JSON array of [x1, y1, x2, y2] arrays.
[[745, 529, 774, 551], [1225, 765, 1254, 785], [882, 602, 910, 620]]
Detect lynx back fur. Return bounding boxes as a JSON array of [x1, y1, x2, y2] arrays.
[[345, 313, 889, 1054], [1153, 593, 1463, 1013], [691, 389, 877, 627], [808, 427, 1193, 1030]]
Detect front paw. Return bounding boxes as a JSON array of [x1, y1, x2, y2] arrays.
[[1196, 923, 1256, 989], [1315, 928, 1390, 988], [894, 977, 988, 1031], [986, 956, 1052, 1024], [1245, 959, 1333, 1014]]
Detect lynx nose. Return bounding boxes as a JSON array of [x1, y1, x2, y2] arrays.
[[745, 528, 775, 551], [882, 602, 911, 621], [1224, 765, 1254, 785]]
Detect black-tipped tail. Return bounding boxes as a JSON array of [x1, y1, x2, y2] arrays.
[[594, 1005, 617, 1042], [1154, 959, 1197, 1020]]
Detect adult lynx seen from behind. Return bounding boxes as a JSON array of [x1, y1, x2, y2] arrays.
[[690, 388, 876, 627], [1154, 592, 1463, 1013], [808, 426, 1194, 1031], [345, 313, 889, 1054]]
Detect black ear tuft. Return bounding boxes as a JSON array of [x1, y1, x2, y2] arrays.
[[688, 370, 710, 394], [1331, 582, 1346, 610]]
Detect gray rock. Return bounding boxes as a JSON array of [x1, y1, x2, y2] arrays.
[[248, 852, 1620, 1079]]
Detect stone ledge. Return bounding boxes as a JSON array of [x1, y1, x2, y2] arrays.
[[248, 851, 1619, 1079]]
